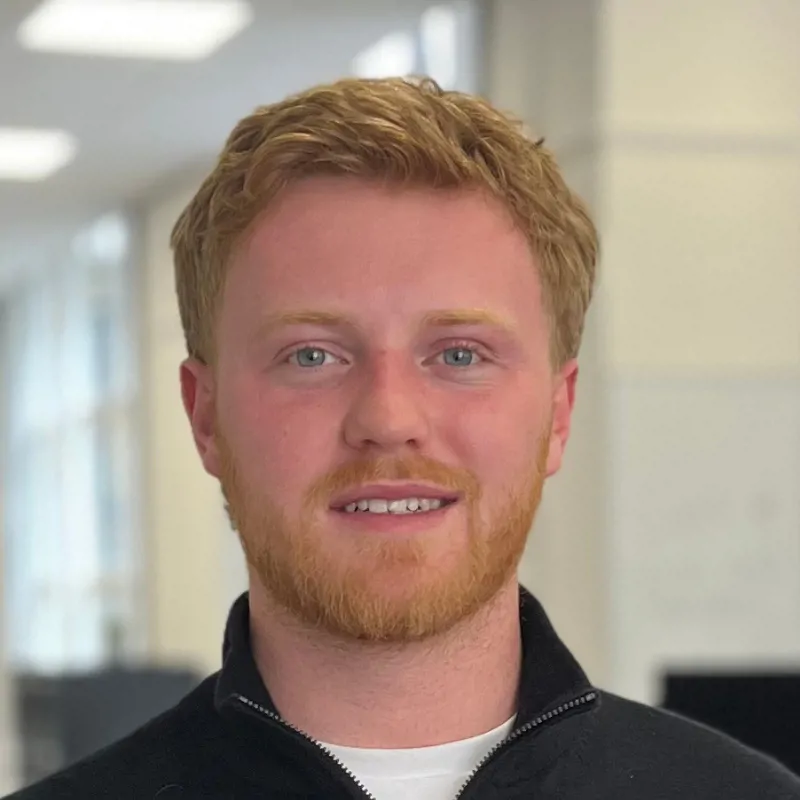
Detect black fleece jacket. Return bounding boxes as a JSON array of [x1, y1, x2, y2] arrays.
[[6, 587, 800, 799]]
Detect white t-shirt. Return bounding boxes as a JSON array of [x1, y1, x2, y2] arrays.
[[318, 716, 516, 800]]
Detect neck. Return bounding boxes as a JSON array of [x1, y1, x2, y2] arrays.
[[248, 579, 523, 749]]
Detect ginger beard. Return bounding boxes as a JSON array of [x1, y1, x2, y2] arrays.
[[217, 428, 551, 643]]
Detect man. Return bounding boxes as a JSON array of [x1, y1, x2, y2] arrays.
[[8, 77, 800, 799]]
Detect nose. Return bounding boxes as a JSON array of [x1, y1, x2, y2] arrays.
[[341, 352, 431, 452]]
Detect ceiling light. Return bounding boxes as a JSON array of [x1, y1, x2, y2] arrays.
[[18, 0, 253, 61], [352, 31, 417, 79], [420, 5, 458, 89], [0, 128, 77, 182]]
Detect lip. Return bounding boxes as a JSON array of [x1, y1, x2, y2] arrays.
[[329, 482, 461, 509]]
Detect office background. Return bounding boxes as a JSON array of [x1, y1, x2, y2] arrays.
[[1, 0, 799, 791]]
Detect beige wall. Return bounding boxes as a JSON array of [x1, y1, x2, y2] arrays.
[[602, 0, 800, 703], [139, 177, 245, 677]]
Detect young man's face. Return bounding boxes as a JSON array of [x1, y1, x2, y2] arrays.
[[182, 176, 577, 642]]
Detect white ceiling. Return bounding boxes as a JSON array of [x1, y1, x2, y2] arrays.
[[0, 0, 441, 284]]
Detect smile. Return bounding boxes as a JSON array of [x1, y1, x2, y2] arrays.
[[336, 497, 459, 515]]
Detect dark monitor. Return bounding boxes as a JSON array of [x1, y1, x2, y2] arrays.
[[662, 671, 800, 775], [15, 666, 200, 786]]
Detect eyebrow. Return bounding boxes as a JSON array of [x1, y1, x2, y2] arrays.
[[256, 310, 363, 337], [420, 309, 517, 334], [255, 309, 519, 339]]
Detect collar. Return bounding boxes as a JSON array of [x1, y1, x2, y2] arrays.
[[214, 585, 593, 726]]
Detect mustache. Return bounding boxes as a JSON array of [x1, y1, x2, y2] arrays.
[[305, 454, 482, 508]]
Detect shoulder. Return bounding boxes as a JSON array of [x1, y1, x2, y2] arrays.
[[4, 675, 220, 800], [590, 690, 800, 796]]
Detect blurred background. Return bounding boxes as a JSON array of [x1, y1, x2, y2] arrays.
[[1, 0, 799, 792]]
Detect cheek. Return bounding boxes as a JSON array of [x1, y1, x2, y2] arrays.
[[444, 388, 549, 478], [221, 381, 340, 492]]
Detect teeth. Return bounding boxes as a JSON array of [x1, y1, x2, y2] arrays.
[[341, 497, 447, 514]]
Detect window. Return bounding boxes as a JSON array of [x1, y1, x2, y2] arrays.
[[2, 212, 141, 673]]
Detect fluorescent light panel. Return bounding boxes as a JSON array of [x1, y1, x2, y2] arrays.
[[0, 128, 77, 181], [18, 0, 253, 61], [420, 5, 458, 89], [352, 31, 417, 79]]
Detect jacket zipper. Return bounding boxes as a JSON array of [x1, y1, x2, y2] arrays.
[[452, 690, 597, 799], [233, 689, 597, 800], [234, 694, 379, 799]]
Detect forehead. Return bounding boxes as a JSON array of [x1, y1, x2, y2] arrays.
[[224, 177, 545, 337]]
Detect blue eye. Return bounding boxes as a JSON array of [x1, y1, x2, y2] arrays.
[[292, 347, 330, 367], [441, 346, 481, 367], [285, 344, 485, 370]]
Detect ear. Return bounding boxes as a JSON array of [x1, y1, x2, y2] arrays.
[[545, 359, 579, 477], [180, 358, 222, 479]]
